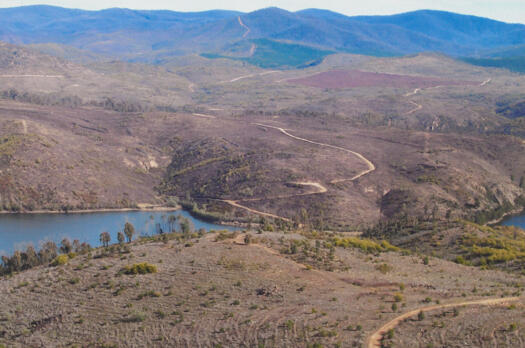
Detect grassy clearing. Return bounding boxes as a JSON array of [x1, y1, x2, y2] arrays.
[[456, 222, 525, 266], [202, 39, 333, 69], [332, 237, 400, 254]]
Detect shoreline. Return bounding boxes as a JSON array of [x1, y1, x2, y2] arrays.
[[0, 205, 246, 228], [487, 207, 525, 226], [0, 206, 181, 215]]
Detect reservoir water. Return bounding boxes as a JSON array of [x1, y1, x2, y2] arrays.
[[0, 210, 241, 256], [501, 212, 525, 230]]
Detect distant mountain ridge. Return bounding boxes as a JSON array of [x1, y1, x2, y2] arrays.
[[1, 5, 525, 67]]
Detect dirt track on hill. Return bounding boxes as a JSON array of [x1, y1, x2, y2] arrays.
[[221, 124, 376, 221], [254, 123, 376, 184], [403, 76, 489, 114], [0, 74, 63, 78], [238, 16, 251, 38], [221, 199, 292, 222], [367, 297, 520, 348], [222, 70, 280, 84]]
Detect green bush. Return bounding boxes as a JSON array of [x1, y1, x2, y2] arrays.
[[121, 262, 157, 275], [332, 237, 400, 253], [122, 311, 146, 323], [376, 263, 393, 274], [137, 290, 161, 300], [51, 254, 69, 267]]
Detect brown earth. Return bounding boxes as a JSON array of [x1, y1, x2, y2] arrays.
[[1, 230, 525, 347], [288, 70, 479, 89]]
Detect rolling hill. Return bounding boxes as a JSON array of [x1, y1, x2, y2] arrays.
[[1, 5, 525, 68]]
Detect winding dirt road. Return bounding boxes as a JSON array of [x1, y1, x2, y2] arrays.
[[254, 123, 376, 184], [248, 44, 257, 57], [406, 100, 423, 115], [220, 124, 376, 221], [20, 120, 28, 134], [367, 297, 520, 348], [237, 182, 328, 203], [404, 77, 490, 113], [220, 182, 326, 222], [480, 78, 491, 87], [238, 16, 251, 38], [404, 88, 421, 97], [192, 113, 216, 119], [221, 200, 292, 222], [222, 70, 280, 84]]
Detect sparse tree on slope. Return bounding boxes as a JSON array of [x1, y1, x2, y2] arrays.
[[124, 222, 135, 243], [117, 231, 125, 245], [100, 231, 111, 248], [60, 238, 72, 254]]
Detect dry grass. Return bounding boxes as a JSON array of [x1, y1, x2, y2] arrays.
[[1, 230, 524, 347]]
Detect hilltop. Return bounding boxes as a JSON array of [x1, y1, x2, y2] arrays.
[[1, 6, 525, 69], [1, 228, 525, 347], [0, 41, 523, 227]]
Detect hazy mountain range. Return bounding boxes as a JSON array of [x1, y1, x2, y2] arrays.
[[1, 5, 525, 68]]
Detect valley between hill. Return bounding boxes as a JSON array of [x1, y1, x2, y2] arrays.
[[0, 11, 524, 345]]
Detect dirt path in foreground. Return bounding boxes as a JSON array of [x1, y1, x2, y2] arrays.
[[367, 297, 520, 348]]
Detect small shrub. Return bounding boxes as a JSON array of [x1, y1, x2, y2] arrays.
[[68, 277, 80, 285], [454, 255, 468, 265], [316, 329, 337, 337], [154, 310, 166, 319], [215, 231, 238, 241], [51, 254, 69, 267], [376, 263, 393, 274], [137, 290, 161, 300], [121, 262, 157, 275], [122, 311, 146, 323]]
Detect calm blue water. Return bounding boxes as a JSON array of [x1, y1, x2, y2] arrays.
[[0, 210, 240, 256], [501, 212, 525, 230]]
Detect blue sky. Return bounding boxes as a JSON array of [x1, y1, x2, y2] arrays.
[[1, 0, 524, 23]]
